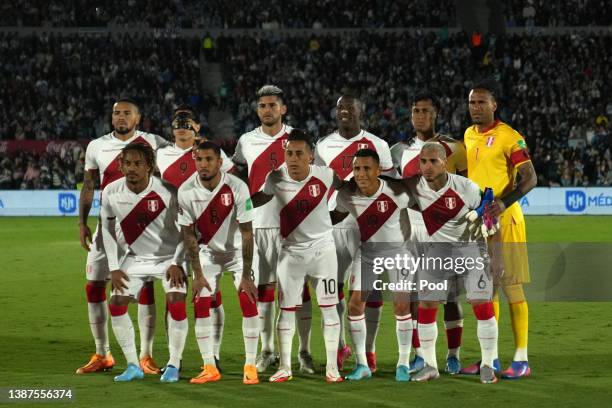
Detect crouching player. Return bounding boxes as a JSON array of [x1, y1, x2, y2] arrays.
[[101, 143, 189, 382], [331, 149, 415, 382], [178, 141, 260, 385], [404, 142, 499, 384]]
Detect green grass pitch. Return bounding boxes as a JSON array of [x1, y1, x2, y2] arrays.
[[1, 216, 611, 407]]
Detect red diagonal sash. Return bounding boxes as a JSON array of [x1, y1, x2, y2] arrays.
[[329, 138, 376, 180], [120, 190, 167, 245], [356, 193, 398, 242], [421, 188, 465, 236], [402, 155, 420, 177], [196, 184, 234, 245], [162, 150, 196, 188], [280, 177, 327, 238], [248, 134, 288, 195], [101, 136, 150, 190]]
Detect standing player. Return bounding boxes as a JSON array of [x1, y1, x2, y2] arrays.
[[232, 85, 313, 374], [157, 104, 234, 367], [314, 92, 396, 372], [390, 92, 468, 374], [403, 142, 499, 384], [462, 82, 537, 378], [178, 141, 260, 385], [77, 98, 169, 375], [331, 149, 414, 382], [253, 130, 343, 383], [100, 143, 190, 383]]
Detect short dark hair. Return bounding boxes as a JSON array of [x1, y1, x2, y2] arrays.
[[412, 91, 441, 112], [115, 97, 140, 112], [121, 142, 155, 172], [173, 104, 199, 123], [470, 80, 501, 101], [195, 141, 221, 157], [287, 128, 314, 151], [256, 85, 284, 103], [354, 148, 380, 165]]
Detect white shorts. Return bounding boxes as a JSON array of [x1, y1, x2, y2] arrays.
[[196, 250, 245, 297], [85, 224, 110, 281], [111, 256, 187, 299], [349, 244, 416, 293], [277, 238, 338, 309], [254, 228, 281, 286], [333, 228, 360, 284]]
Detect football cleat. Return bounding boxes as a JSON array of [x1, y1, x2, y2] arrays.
[[76, 353, 115, 374], [501, 361, 531, 379], [325, 367, 344, 383], [365, 352, 377, 373], [298, 351, 315, 374], [160, 365, 179, 383], [410, 365, 440, 382], [345, 364, 372, 381], [409, 355, 425, 374], [139, 355, 161, 375], [480, 365, 498, 384], [337, 345, 352, 371], [461, 359, 500, 375], [269, 368, 292, 383], [395, 365, 411, 382], [113, 363, 144, 382], [256, 351, 279, 373], [190, 364, 221, 384], [243, 364, 259, 385], [445, 356, 461, 375]]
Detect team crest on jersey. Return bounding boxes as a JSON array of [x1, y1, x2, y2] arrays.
[[377, 200, 389, 213], [220, 193, 233, 206], [444, 197, 457, 209], [358, 143, 370, 150], [486, 136, 495, 147], [147, 199, 159, 212], [309, 184, 321, 197]]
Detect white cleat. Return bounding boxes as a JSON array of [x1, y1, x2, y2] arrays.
[[256, 351, 279, 373], [298, 351, 315, 374]]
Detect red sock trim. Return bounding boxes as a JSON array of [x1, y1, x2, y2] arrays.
[[211, 291, 223, 308], [446, 326, 463, 349], [472, 302, 495, 320], [281, 307, 297, 312], [86, 283, 106, 303], [109, 304, 128, 316], [318, 303, 337, 308], [366, 300, 383, 308], [194, 297, 212, 318], [417, 307, 438, 324], [302, 282, 311, 302], [258, 287, 275, 303], [239, 292, 258, 318], [138, 284, 155, 305], [168, 301, 187, 321]]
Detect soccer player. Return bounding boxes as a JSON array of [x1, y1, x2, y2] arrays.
[[390, 92, 468, 374], [77, 98, 169, 375], [100, 143, 190, 382], [314, 92, 396, 372], [331, 149, 414, 382], [462, 82, 537, 378], [157, 104, 234, 367], [403, 142, 499, 384], [178, 141, 260, 385], [232, 85, 313, 374], [252, 129, 343, 383]]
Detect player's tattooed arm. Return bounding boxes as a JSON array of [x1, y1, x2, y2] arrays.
[[181, 225, 211, 298], [488, 161, 537, 218], [78, 170, 97, 251], [251, 191, 273, 207], [238, 221, 258, 302]]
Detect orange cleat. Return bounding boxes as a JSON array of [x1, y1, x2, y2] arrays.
[[76, 353, 115, 374], [243, 364, 259, 385], [139, 356, 161, 375], [190, 364, 221, 384]]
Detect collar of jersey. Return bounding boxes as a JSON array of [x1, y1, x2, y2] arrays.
[[258, 124, 287, 139], [196, 171, 225, 193]]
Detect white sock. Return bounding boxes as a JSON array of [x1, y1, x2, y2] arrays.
[[88, 301, 109, 356], [195, 317, 215, 366], [296, 300, 312, 353], [477, 317, 499, 367], [336, 298, 347, 348], [418, 322, 438, 369], [258, 301, 275, 353], [277, 309, 295, 371], [137, 303, 156, 358], [111, 312, 138, 365], [167, 312, 188, 368], [320, 306, 340, 371], [396, 315, 413, 367], [243, 316, 260, 365], [348, 314, 367, 365], [365, 305, 382, 353], [211, 304, 225, 360]]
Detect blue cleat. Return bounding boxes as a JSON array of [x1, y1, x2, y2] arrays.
[[395, 365, 411, 382], [501, 361, 531, 379], [114, 363, 144, 382], [160, 365, 180, 383], [345, 364, 372, 381], [409, 355, 425, 374], [445, 356, 461, 375]]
